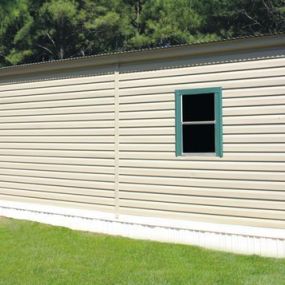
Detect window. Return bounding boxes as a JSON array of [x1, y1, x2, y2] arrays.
[[175, 87, 223, 157]]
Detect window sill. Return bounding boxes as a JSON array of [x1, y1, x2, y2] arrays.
[[180, 153, 217, 157]]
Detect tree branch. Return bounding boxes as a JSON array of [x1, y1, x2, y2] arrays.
[[37, 44, 54, 56], [46, 32, 56, 48], [241, 9, 262, 27]]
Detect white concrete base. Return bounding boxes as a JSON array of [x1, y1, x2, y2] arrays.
[[0, 199, 285, 258]]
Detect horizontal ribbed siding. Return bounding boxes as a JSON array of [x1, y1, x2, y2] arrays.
[[118, 55, 285, 228], [0, 73, 116, 211], [0, 47, 285, 228]]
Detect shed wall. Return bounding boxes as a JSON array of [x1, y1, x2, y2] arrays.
[[0, 46, 284, 228], [0, 67, 116, 212]]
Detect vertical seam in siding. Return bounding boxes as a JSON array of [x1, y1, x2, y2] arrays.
[[114, 64, 120, 218]]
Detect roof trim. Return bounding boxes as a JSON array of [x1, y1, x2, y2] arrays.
[[0, 33, 284, 78]]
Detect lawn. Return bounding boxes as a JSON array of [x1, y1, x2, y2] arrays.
[[0, 217, 284, 285]]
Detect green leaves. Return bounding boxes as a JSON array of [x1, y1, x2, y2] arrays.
[[35, 0, 81, 59], [0, 0, 284, 66], [41, 0, 78, 21], [0, 0, 32, 66]]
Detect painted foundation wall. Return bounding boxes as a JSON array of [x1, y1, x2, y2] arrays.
[[0, 42, 285, 234]]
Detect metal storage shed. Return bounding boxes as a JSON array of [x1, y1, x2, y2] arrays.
[[0, 33, 284, 257]]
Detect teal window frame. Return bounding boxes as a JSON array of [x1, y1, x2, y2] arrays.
[[175, 87, 223, 157]]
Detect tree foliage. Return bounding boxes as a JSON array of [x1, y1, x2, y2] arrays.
[[0, 0, 284, 66]]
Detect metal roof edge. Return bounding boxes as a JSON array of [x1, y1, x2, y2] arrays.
[[0, 33, 284, 78]]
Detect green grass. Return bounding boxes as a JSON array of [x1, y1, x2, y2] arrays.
[[0, 217, 284, 285]]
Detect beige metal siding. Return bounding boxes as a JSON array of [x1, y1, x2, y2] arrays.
[[118, 53, 285, 228], [0, 44, 284, 228], [0, 72, 116, 212]]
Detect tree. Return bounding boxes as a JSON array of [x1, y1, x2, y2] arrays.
[[80, 0, 133, 54], [32, 0, 83, 61], [0, 0, 284, 67], [129, 0, 219, 48], [0, 0, 33, 66], [203, 0, 285, 37]]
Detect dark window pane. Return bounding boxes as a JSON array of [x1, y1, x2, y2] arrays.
[[182, 93, 214, 122], [183, 124, 215, 153]]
